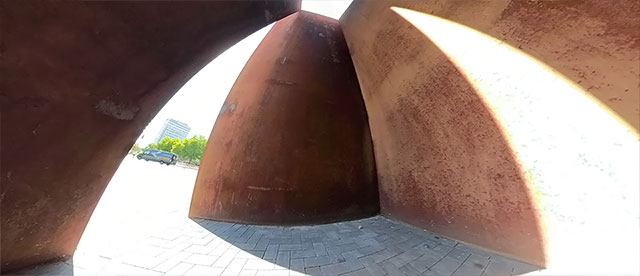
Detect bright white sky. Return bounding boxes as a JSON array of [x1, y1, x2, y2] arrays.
[[136, 0, 353, 146]]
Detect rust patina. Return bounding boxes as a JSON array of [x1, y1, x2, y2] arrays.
[[0, 1, 299, 272], [189, 11, 379, 225]]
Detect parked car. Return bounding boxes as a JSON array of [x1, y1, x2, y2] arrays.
[[137, 149, 177, 165]]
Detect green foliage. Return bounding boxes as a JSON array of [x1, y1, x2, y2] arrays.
[[174, 135, 207, 164], [146, 135, 207, 165], [129, 143, 143, 155], [148, 136, 179, 152], [146, 142, 158, 151]]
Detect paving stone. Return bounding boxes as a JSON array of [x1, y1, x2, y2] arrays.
[[379, 260, 407, 276], [464, 254, 491, 270], [341, 250, 366, 261], [122, 254, 167, 269], [305, 266, 323, 275], [278, 243, 302, 251], [133, 245, 167, 257], [342, 268, 373, 276], [416, 238, 440, 250], [433, 236, 458, 247], [247, 250, 266, 259], [264, 245, 279, 260], [187, 231, 212, 240], [511, 260, 541, 275], [301, 243, 315, 251], [431, 244, 455, 257], [430, 256, 463, 276], [399, 263, 423, 275], [278, 244, 303, 251], [366, 249, 400, 263], [185, 244, 215, 254], [355, 232, 379, 240], [396, 237, 426, 250], [275, 251, 290, 268], [236, 250, 262, 260], [388, 249, 423, 267], [213, 248, 240, 267], [407, 253, 441, 273], [303, 234, 326, 243], [222, 258, 248, 275], [289, 258, 304, 271], [482, 256, 517, 276], [183, 253, 218, 266], [323, 238, 353, 247], [357, 244, 385, 256], [255, 269, 292, 276], [313, 242, 328, 256], [354, 237, 380, 248], [255, 238, 271, 251], [244, 259, 276, 270], [103, 262, 163, 275], [186, 264, 225, 275], [451, 263, 485, 276], [454, 243, 493, 258], [358, 256, 387, 276], [319, 260, 364, 276], [152, 251, 191, 272], [147, 236, 180, 249], [290, 249, 316, 259], [304, 255, 333, 268], [447, 248, 471, 263], [211, 242, 233, 256], [72, 253, 111, 272], [239, 269, 258, 276], [16, 216, 541, 276], [188, 236, 215, 246], [326, 243, 360, 255]]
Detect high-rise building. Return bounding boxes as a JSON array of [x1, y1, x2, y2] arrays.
[[155, 118, 190, 142]]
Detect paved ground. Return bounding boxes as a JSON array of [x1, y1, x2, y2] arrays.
[[11, 158, 540, 276]]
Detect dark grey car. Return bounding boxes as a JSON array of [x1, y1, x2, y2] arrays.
[[137, 149, 177, 165]]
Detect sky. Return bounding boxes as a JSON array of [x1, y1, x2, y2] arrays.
[[136, 0, 353, 146]]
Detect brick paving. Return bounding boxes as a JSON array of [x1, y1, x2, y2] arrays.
[[9, 159, 541, 276], [12, 216, 540, 276]]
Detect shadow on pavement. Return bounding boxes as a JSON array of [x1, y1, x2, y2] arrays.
[[193, 216, 541, 276]]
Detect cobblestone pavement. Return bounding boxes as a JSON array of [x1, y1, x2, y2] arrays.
[[11, 159, 540, 276]]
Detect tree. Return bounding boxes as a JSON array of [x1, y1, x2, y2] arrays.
[[129, 143, 142, 155], [146, 135, 207, 165], [148, 136, 179, 152], [175, 135, 207, 164], [171, 139, 186, 158]]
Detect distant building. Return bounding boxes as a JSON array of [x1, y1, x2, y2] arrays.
[[155, 119, 191, 142]]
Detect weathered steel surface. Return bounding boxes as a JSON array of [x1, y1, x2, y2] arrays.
[[341, 0, 639, 268], [0, 1, 299, 272], [189, 11, 379, 225]]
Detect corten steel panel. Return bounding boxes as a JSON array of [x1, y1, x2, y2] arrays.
[[189, 11, 379, 225], [0, 1, 299, 272], [341, 0, 639, 270]]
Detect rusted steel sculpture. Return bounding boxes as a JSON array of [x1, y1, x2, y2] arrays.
[[189, 11, 379, 225], [341, 0, 639, 268], [0, 1, 299, 272]]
